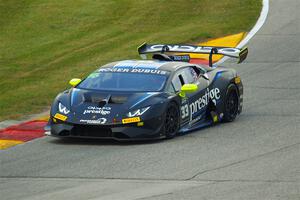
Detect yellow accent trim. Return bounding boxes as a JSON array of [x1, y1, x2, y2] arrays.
[[213, 115, 218, 123], [0, 140, 23, 150], [54, 113, 67, 121], [137, 122, 144, 127], [122, 117, 141, 124], [235, 76, 241, 84], [181, 84, 198, 93], [69, 78, 82, 87], [190, 32, 247, 62], [179, 84, 198, 98], [179, 91, 186, 98], [138, 42, 146, 51]]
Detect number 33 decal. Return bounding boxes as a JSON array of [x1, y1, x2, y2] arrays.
[[181, 104, 189, 119]]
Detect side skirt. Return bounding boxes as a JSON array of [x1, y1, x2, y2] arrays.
[[178, 118, 213, 135]]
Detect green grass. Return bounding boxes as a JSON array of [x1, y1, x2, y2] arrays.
[[0, 0, 261, 120]]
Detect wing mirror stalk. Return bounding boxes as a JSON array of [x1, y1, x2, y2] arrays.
[[201, 73, 209, 80]]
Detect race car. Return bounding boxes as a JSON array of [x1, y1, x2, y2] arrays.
[[45, 43, 248, 140]]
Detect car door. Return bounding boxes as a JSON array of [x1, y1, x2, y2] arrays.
[[171, 66, 210, 126], [170, 70, 190, 126]]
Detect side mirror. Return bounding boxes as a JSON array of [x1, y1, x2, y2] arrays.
[[179, 84, 198, 98], [69, 78, 82, 87]]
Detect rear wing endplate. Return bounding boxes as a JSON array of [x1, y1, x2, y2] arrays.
[[138, 43, 248, 66]]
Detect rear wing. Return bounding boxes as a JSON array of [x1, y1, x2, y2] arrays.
[[138, 43, 248, 67]]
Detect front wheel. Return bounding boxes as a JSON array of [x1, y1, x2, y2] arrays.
[[223, 84, 239, 122], [164, 102, 180, 139]]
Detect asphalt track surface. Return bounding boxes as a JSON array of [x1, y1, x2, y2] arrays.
[[0, 1, 299, 199]]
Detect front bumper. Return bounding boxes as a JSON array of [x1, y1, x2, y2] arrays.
[[45, 117, 165, 141]]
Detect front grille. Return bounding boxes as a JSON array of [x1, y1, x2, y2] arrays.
[[72, 125, 112, 138]]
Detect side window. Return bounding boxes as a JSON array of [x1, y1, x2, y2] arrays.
[[171, 67, 199, 92], [192, 66, 205, 76], [190, 67, 199, 80], [181, 67, 198, 84], [172, 75, 182, 92], [167, 83, 176, 94], [198, 67, 207, 75]]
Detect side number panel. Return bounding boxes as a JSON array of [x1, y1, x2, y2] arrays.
[[180, 101, 190, 124], [181, 104, 189, 119]]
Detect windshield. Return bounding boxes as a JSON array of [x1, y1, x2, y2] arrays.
[[77, 72, 168, 92]]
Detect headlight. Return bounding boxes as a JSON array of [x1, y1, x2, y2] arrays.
[[127, 106, 150, 117], [58, 102, 70, 115]]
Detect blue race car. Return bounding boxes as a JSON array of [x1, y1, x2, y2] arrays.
[[45, 43, 247, 140]]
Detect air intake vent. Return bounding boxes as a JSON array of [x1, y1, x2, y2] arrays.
[[98, 100, 107, 107], [109, 96, 127, 104]]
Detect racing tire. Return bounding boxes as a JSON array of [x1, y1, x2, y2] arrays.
[[164, 102, 180, 139], [223, 84, 239, 122]]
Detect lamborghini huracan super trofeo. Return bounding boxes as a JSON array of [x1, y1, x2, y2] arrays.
[[45, 43, 248, 140]]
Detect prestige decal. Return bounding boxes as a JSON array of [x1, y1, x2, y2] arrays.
[[80, 118, 107, 124], [190, 88, 221, 116], [83, 106, 111, 115], [181, 88, 221, 119]]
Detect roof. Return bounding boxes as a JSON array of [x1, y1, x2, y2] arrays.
[[99, 60, 195, 73]]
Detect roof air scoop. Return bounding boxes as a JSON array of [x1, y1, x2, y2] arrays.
[[98, 100, 107, 107], [109, 96, 128, 104], [89, 94, 111, 107], [98, 94, 111, 107]]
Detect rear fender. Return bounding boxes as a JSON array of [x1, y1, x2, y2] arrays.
[[210, 70, 236, 117]]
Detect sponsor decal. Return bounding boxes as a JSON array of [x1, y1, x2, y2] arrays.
[[122, 117, 141, 124], [99, 68, 167, 75], [181, 88, 221, 121], [130, 68, 167, 75], [169, 55, 190, 62], [189, 88, 221, 116], [80, 118, 107, 124], [127, 107, 150, 117], [58, 102, 70, 115], [114, 60, 166, 69], [149, 45, 240, 56], [83, 106, 111, 115], [99, 68, 131, 73], [54, 113, 67, 121]]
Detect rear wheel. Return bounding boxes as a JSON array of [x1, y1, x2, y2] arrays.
[[223, 84, 239, 122], [164, 102, 180, 139]]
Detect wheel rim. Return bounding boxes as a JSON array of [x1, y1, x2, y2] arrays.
[[226, 91, 238, 119], [165, 106, 179, 136]]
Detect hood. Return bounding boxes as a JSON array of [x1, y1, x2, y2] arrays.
[[61, 88, 162, 125]]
